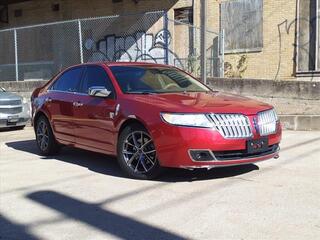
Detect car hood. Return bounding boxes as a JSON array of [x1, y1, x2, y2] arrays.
[[130, 91, 273, 115], [0, 91, 22, 100]]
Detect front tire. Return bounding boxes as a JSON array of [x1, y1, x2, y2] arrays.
[[35, 116, 60, 156], [117, 124, 162, 180]]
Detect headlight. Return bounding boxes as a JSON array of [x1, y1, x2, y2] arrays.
[[258, 108, 279, 123], [160, 113, 213, 128], [257, 108, 279, 136], [22, 97, 28, 104]]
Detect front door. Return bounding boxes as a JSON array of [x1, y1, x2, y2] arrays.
[[73, 65, 117, 153]]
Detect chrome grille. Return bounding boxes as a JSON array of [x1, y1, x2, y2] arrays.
[[257, 109, 278, 136], [208, 114, 253, 139], [0, 99, 21, 106], [0, 107, 22, 114]]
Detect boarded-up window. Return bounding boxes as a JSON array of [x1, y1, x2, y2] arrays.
[[220, 0, 263, 53], [297, 0, 319, 72], [174, 7, 193, 24]]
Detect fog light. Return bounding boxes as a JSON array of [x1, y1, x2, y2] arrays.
[[189, 150, 215, 161]]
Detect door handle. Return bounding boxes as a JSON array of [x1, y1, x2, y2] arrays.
[[45, 97, 52, 103], [73, 101, 83, 107]]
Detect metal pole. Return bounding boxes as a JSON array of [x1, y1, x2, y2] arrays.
[[14, 29, 19, 81], [200, 0, 207, 84], [316, 0, 319, 70], [220, 29, 225, 78], [78, 19, 84, 64], [163, 12, 169, 65]]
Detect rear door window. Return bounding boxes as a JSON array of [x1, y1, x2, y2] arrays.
[[51, 67, 83, 92]]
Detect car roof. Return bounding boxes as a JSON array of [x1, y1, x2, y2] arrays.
[[61, 62, 175, 75], [104, 62, 172, 68], [75, 61, 173, 68]]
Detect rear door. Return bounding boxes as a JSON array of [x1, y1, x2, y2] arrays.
[[47, 67, 84, 143], [73, 65, 117, 153]]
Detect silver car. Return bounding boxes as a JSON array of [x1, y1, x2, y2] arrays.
[[0, 87, 30, 129]]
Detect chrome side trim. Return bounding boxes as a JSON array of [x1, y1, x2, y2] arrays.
[[47, 89, 88, 96], [48, 89, 116, 99]]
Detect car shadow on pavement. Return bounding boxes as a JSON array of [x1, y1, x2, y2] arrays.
[[26, 190, 186, 240], [0, 214, 40, 240], [6, 140, 259, 182]]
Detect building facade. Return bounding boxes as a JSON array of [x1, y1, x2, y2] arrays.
[[0, 0, 318, 81]]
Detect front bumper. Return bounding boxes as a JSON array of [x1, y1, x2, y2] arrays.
[[0, 103, 30, 128], [152, 121, 282, 169], [183, 147, 280, 170]]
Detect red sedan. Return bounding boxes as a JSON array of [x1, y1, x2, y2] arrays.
[[31, 62, 281, 179]]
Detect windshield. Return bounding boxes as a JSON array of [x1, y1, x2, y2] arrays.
[[110, 66, 211, 94]]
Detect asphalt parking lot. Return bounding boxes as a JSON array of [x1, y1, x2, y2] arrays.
[[1, 127, 319, 240]]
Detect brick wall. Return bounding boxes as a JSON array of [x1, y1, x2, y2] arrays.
[[193, 0, 297, 81]]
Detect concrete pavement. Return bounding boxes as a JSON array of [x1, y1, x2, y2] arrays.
[[1, 127, 320, 240]]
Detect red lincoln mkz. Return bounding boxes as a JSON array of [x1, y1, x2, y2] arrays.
[[31, 62, 281, 179]]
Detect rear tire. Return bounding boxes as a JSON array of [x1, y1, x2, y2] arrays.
[[35, 116, 60, 156], [117, 123, 162, 180]]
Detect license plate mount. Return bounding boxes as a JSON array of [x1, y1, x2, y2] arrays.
[[247, 137, 268, 154], [7, 115, 19, 125]]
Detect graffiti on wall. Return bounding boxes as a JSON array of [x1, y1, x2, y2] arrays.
[[83, 29, 183, 68]]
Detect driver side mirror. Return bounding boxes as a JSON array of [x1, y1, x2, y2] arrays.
[[88, 86, 111, 98]]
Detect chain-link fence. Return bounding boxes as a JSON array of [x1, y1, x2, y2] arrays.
[[16, 20, 81, 81], [0, 29, 15, 81], [0, 11, 224, 82], [167, 18, 224, 78]]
